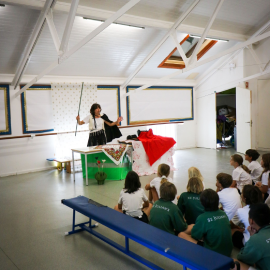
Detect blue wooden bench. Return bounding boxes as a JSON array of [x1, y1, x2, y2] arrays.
[[62, 196, 234, 270]]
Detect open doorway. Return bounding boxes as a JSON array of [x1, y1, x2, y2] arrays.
[[216, 88, 236, 149]]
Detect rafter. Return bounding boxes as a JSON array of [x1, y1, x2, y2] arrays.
[[14, 0, 141, 98], [11, 0, 56, 89], [120, 0, 201, 91], [59, 0, 80, 54], [247, 45, 264, 72], [46, 9, 61, 53], [189, 0, 225, 66], [170, 31, 189, 67], [125, 30, 270, 97]]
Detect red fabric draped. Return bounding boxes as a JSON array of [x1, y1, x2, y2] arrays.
[[138, 129, 176, 166]]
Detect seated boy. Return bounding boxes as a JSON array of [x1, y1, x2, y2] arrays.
[[179, 189, 233, 257], [150, 182, 193, 235], [216, 173, 242, 221], [232, 203, 270, 270]]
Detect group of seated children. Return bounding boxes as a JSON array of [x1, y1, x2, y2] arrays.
[[114, 150, 270, 270]]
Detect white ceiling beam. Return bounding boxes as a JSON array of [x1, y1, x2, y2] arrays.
[[2, 0, 249, 41], [196, 19, 270, 88], [120, 0, 201, 90], [124, 30, 270, 96], [45, 9, 61, 54], [11, 0, 55, 89], [170, 31, 189, 67], [14, 0, 141, 98], [59, 0, 80, 55], [189, 0, 225, 66], [247, 45, 264, 72]]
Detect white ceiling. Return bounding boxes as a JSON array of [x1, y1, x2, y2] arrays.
[[0, 0, 269, 81]]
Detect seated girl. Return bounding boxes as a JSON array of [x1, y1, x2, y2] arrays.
[[177, 177, 205, 225], [145, 164, 173, 203], [255, 153, 270, 202], [150, 182, 193, 235], [245, 149, 263, 184], [188, 167, 205, 189], [232, 185, 262, 249], [114, 171, 152, 223], [230, 154, 252, 193]]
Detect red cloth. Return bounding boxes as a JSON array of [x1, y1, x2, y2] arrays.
[[138, 129, 176, 166]]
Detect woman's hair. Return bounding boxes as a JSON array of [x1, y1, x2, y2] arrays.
[[90, 103, 101, 116], [249, 203, 270, 227], [160, 182, 177, 201], [124, 171, 141, 194], [231, 154, 250, 173], [200, 189, 219, 211], [242, 185, 263, 205], [157, 164, 170, 178], [245, 149, 260, 161], [188, 167, 203, 182], [259, 153, 270, 181], [216, 173, 233, 188], [187, 177, 204, 194]]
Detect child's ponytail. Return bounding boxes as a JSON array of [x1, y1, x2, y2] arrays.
[[241, 164, 251, 174], [160, 175, 168, 185]]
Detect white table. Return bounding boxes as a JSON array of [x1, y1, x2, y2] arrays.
[[71, 145, 132, 186]]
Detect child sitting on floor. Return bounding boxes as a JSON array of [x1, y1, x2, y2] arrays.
[[188, 167, 205, 189], [177, 177, 205, 225], [145, 163, 173, 203], [232, 185, 262, 249], [150, 182, 193, 235], [255, 153, 270, 202], [114, 171, 152, 223], [245, 149, 263, 184], [232, 203, 270, 270], [216, 173, 242, 221], [179, 189, 233, 257], [230, 154, 252, 193]]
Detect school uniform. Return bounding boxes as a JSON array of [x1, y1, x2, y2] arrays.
[[248, 161, 263, 184], [237, 225, 270, 270], [261, 170, 270, 194], [218, 188, 242, 220], [232, 205, 250, 248], [191, 209, 233, 257], [118, 188, 148, 218], [150, 199, 187, 235], [232, 166, 252, 192], [177, 192, 204, 225], [149, 176, 173, 198]]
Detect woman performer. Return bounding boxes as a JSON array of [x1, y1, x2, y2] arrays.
[[76, 103, 123, 146]]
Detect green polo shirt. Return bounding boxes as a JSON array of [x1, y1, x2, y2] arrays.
[[237, 225, 270, 270], [150, 199, 188, 235], [177, 192, 205, 225], [191, 209, 233, 257]]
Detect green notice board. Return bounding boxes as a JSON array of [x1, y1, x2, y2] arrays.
[[81, 152, 132, 180]]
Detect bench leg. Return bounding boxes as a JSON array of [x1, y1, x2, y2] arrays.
[[65, 210, 98, 236], [125, 236, 129, 253]]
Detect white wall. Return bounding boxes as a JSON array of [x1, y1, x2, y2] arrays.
[[0, 77, 196, 177]]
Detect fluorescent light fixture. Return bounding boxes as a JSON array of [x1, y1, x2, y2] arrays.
[[189, 34, 228, 42], [83, 17, 144, 29]]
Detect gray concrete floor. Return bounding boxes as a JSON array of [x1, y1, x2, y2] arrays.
[[0, 148, 252, 270]]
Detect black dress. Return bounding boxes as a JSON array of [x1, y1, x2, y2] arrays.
[[86, 114, 122, 147]]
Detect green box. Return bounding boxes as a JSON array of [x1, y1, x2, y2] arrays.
[[81, 152, 132, 180]]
